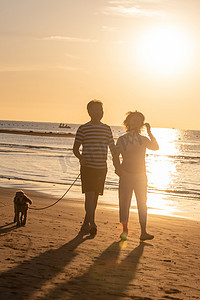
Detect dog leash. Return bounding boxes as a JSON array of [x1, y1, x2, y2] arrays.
[[29, 173, 80, 211]]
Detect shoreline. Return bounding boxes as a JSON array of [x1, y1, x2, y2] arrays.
[[1, 178, 200, 222], [0, 129, 75, 137], [0, 187, 200, 299]]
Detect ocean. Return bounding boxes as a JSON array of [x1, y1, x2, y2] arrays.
[[0, 120, 200, 221]]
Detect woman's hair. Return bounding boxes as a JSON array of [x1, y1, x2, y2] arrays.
[[123, 111, 145, 133]]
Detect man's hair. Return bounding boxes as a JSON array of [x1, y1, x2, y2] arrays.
[[123, 111, 145, 133], [87, 100, 103, 113]]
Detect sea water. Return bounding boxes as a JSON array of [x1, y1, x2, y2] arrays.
[[0, 120, 200, 220]]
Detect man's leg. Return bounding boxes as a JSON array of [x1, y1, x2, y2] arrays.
[[84, 191, 99, 226]]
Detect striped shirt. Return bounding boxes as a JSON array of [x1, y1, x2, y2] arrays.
[[74, 122, 115, 169]]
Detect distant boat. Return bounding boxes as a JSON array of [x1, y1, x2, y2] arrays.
[[59, 123, 71, 128]]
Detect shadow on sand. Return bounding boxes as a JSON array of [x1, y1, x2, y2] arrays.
[[41, 241, 152, 300], [0, 233, 95, 299], [0, 231, 152, 300], [0, 222, 20, 236]]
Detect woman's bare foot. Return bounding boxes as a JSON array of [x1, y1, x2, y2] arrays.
[[120, 231, 128, 240], [140, 233, 154, 241], [120, 222, 128, 240]]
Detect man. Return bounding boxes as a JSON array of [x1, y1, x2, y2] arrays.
[[73, 100, 117, 235]]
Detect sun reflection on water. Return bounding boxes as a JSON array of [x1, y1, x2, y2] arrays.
[[107, 127, 199, 220], [145, 128, 182, 216]]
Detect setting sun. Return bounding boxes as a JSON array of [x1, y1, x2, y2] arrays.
[[138, 25, 193, 75]]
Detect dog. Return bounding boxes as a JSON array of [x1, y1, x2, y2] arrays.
[[14, 190, 32, 226]]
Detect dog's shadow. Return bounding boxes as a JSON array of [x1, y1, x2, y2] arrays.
[[0, 222, 20, 235]]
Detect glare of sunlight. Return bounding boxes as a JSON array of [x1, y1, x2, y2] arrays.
[[150, 128, 180, 156], [145, 128, 181, 214], [147, 193, 178, 217], [138, 25, 193, 75], [119, 240, 127, 249], [147, 155, 177, 192]]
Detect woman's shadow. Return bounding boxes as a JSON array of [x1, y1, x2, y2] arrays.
[[0, 232, 94, 300], [41, 240, 151, 299]]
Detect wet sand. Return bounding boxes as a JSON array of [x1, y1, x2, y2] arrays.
[[0, 187, 199, 299]]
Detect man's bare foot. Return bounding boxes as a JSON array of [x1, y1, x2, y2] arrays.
[[140, 233, 154, 241], [80, 223, 90, 234]]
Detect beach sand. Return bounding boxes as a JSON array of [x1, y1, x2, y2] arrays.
[[0, 187, 199, 300]]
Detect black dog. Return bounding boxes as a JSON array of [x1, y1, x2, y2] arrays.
[[14, 190, 32, 226]]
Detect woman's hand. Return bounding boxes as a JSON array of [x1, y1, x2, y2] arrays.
[[145, 123, 152, 136]]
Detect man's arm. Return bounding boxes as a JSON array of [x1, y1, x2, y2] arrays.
[[73, 141, 87, 166], [109, 143, 121, 176], [73, 141, 82, 160]]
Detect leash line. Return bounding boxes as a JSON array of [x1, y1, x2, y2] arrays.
[[29, 173, 80, 211]]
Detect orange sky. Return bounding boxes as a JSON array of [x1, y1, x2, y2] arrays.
[[0, 0, 200, 130]]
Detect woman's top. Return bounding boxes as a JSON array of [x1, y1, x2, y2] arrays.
[[116, 132, 159, 175]]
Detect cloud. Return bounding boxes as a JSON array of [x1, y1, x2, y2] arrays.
[[65, 53, 80, 59], [108, 0, 165, 4], [0, 65, 80, 73], [102, 25, 118, 32], [56, 65, 80, 71], [108, 0, 137, 3], [114, 40, 125, 44], [0, 66, 46, 72], [56, 65, 90, 74], [102, 1, 166, 18], [42, 36, 97, 43]]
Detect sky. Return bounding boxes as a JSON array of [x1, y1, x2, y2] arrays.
[[0, 0, 200, 130]]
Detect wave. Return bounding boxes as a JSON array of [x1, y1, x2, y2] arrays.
[[0, 142, 72, 152], [147, 153, 200, 161], [0, 175, 80, 187], [167, 155, 200, 160], [1, 142, 199, 161], [148, 187, 200, 199]]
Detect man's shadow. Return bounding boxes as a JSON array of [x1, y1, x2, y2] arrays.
[[0, 232, 94, 300], [41, 241, 151, 299]]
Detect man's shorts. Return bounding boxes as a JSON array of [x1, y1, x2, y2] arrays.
[[80, 166, 107, 195]]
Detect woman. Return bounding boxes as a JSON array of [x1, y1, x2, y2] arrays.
[[115, 111, 159, 241]]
